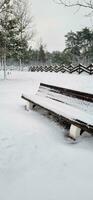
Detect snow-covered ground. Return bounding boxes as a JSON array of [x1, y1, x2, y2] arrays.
[[0, 71, 93, 200]]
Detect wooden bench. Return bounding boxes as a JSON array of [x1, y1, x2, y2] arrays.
[[21, 83, 93, 140]]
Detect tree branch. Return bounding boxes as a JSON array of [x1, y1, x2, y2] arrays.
[[54, 0, 93, 16], [54, 0, 93, 9]]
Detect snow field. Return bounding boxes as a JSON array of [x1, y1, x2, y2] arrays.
[[0, 71, 93, 200]]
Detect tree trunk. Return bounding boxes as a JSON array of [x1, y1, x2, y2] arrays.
[[3, 52, 6, 80]]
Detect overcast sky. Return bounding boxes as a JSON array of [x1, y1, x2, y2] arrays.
[[31, 0, 93, 52]]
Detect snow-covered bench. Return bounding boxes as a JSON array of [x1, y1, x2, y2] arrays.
[[21, 83, 93, 140]]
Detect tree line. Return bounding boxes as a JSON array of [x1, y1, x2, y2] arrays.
[[36, 27, 93, 66], [0, 0, 93, 73]]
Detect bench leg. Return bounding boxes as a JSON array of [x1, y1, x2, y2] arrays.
[[25, 102, 34, 111], [69, 124, 81, 140]]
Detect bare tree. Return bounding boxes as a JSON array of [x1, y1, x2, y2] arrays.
[[54, 0, 93, 15], [0, 0, 7, 13], [14, 0, 34, 70]]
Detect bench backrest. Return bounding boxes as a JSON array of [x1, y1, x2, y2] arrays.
[[37, 83, 93, 103]]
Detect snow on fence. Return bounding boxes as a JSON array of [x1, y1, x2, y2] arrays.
[[28, 63, 93, 75]]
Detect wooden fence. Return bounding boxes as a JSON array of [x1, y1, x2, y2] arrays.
[[29, 63, 93, 75]]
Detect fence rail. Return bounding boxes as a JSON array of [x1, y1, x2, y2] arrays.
[[29, 63, 93, 75]]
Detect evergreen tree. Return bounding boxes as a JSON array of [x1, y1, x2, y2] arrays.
[[0, 0, 16, 78], [0, 0, 34, 74], [64, 28, 93, 64], [38, 44, 46, 63]]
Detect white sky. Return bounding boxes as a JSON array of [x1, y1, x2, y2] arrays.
[[31, 0, 93, 52]]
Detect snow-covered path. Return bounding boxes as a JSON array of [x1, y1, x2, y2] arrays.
[[0, 72, 93, 200]]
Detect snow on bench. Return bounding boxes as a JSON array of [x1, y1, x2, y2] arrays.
[[21, 83, 93, 140]]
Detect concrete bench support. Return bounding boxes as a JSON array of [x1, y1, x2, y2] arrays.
[[25, 102, 34, 111], [69, 124, 81, 140]]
